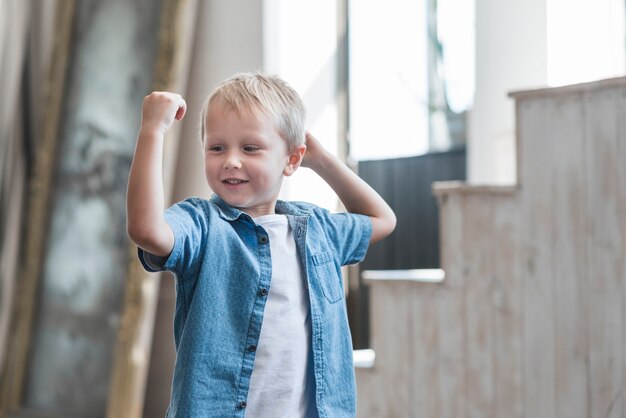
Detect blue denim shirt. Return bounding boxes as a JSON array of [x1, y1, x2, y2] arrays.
[[138, 195, 372, 418]]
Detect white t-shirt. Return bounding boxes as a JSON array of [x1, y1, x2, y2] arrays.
[[247, 214, 318, 418]]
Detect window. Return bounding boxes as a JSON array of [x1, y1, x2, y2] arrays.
[[348, 0, 474, 161]]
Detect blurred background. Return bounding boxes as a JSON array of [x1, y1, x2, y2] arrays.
[[1, 0, 625, 417]]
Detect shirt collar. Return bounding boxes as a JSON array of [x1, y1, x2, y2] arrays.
[[209, 194, 247, 221]]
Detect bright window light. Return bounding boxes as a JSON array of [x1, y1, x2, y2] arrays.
[[547, 0, 625, 86], [438, 0, 475, 113], [348, 0, 474, 161], [349, 0, 430, 161]]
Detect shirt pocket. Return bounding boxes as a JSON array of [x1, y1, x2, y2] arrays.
[[312, 251, 343, 303]]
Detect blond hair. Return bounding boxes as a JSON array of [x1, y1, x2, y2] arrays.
[[199, 73, 305, 149]]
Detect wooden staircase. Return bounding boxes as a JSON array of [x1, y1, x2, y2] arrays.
[[355, 77, 626, 418]]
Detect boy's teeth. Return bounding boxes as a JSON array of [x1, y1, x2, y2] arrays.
[[225, 179, 243, 184]]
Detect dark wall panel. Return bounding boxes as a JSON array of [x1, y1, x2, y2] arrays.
[[358, 148, 466, 270]]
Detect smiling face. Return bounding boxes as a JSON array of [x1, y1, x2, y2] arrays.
[[203, 103, 304, 217]]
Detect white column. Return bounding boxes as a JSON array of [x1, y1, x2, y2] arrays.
[[469, 0, 547, 185]]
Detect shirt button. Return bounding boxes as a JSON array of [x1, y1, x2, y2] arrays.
[[260, 288, 268, 296], [259, 236, 268, 244], [239, 401, 247, 409], [248, 345, 256, 352]]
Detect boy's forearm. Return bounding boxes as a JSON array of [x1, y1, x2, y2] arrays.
[[126, 129, 173, 255], [311, 152, 396, 243]]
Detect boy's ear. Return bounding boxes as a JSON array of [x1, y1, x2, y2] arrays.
[[283, 144, 306, 176]]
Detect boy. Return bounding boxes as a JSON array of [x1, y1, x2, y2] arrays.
[[127, 73, 396, 417]]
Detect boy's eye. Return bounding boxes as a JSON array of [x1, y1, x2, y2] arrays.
[[243, 145, 260, 152], [208, 145, 224, 152]]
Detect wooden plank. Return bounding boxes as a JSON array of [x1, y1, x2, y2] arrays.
[[491, 195, 523, 418], [411, 284, 440, 418], [354, 367, 377, 418], [549, 93, 589, 418], [509, 75, 626, 101], [518, 96, 557, 417], [463, 194, 495, 418], [436, 191, 466, 418], [585, 86, 624, 418], [367, 282, 414, 417]]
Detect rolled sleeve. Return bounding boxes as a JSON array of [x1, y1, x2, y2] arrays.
[[313, 209, 372, 266], [137, 198, 210, 278]]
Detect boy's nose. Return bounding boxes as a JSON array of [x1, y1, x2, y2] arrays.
[[223, 152, 242, 169]]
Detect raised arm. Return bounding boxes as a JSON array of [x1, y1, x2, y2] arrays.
[[126, 92, 186, 256], [301, 132, 396, 244]]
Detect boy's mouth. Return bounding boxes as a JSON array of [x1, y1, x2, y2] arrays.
[[222, 178, 248, 185]]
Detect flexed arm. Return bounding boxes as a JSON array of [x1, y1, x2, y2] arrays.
[[301, 132, 396, 244], [126, 92, 186, 256]]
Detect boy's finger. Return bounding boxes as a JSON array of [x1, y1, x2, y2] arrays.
[[175, 99, 187, 120]]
